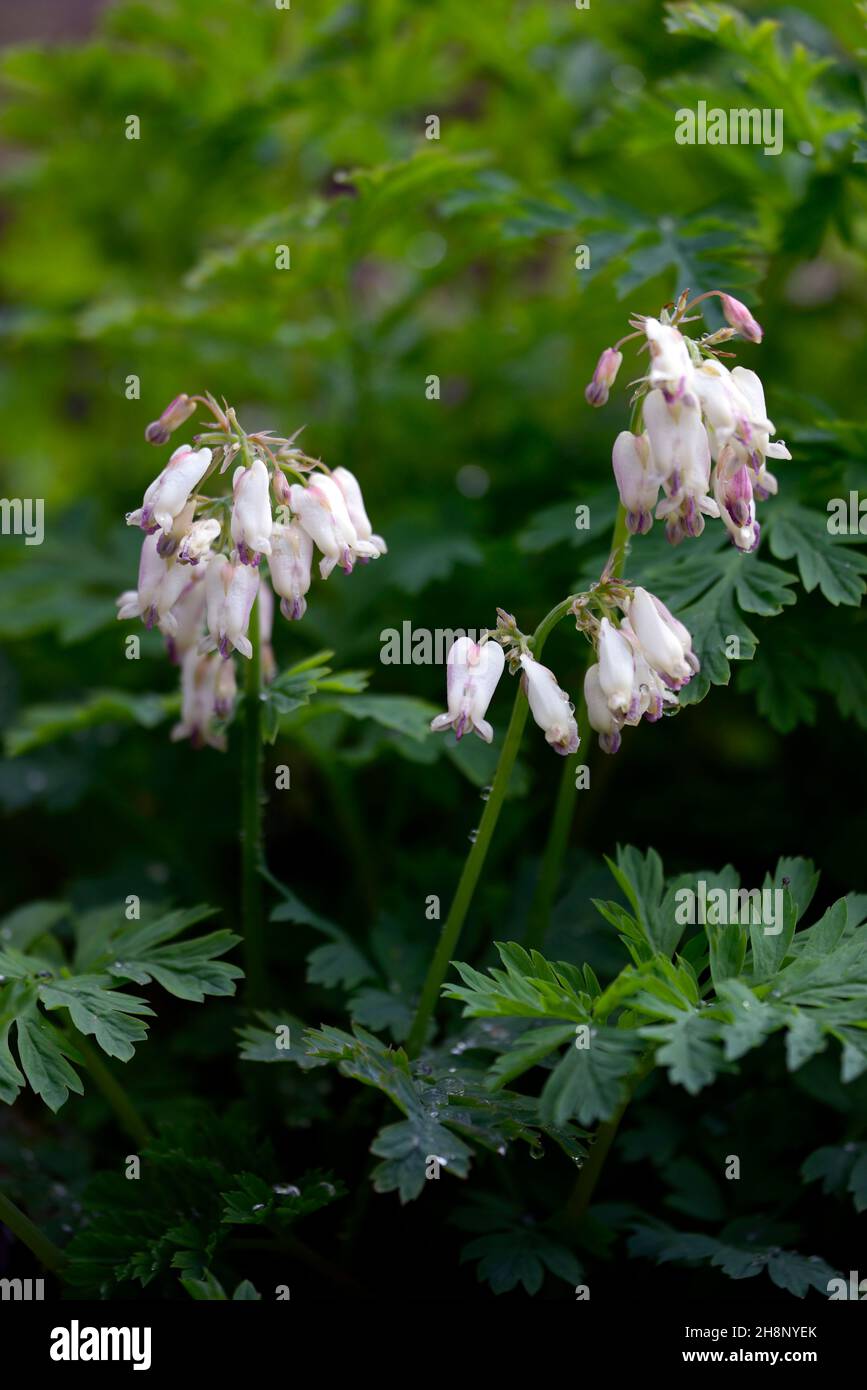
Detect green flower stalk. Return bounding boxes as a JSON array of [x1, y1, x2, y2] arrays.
[[411, 287, 782, 1049]]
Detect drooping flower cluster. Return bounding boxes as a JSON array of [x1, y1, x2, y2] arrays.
[[580, 585, 698, 755], [430, 628, 580, 758], [587, 289, 791, 553], [117, 393, 386, 749], [429, 576, 700, 760]]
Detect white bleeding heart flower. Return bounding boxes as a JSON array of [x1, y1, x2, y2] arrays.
[[617, 620, 676, 724], [430, 637, 505, 743], [269, 520, 313, 620], [627, 586, 693, 688], [289, 477, 377, 579], [177, 517, 222, 566], [231, 457, 273, 565], [642, 390, 707, 485], [598, 617, 635, 716], [214, 655, 237, 719], [519, 653, 579, 755], [200, 551, 259, 659], [612, 430, 660, 535], [116, 532, 189, 634], [752, 463, 779, 501], [584, 663, 623, 754], [692, 359, 770, 462], [220, 560, 260, 659], [202, 552, 232, 653], [714, 449, 761, 552], [127, 445, 212, 535], [629, 643, 675, 724], [642, 318, 695, 401], [163, 573, 207, 665], [332, 467, 387, 557], [647, 592, 700, 677], [314, 473, 380, 568], [644, 390, 719, 543], [171, 651, 226, 751], [287, 482, 342, 577], [729, 366, 792, 475], [156, 499, 196, 558]]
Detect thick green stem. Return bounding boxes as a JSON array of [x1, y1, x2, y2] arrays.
[[0, 1187, 66, 1274], [70, 1027, 152, 1148], [241, 592, 266, 1007], [405, 600, 574, 1058]]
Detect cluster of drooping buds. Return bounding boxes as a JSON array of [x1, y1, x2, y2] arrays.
[[578, 584, 699, 755], [430, 615, 580, 758], [586, 290, 790, 553], [117, 392, 386, 749]]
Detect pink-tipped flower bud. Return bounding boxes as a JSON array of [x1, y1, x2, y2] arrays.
[[597, 617, 635, 717], [231, 457, 273, 566], [145, 393, 198, 445], [628, 587, 693, 688], [612, 430, 659, 535], [584, 348, 623, 407], [269, 520, 312, 622], [519, 654, 579, 756], [272, 467, 292, 508], [720, 294, 763, 344], [584, 663, 622, 755]]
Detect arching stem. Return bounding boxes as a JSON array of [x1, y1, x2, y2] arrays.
[[405, 595, 579, 1058], [0, 1187, 66, 1275]]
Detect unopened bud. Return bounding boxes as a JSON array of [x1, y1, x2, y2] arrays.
[[720, 295, 763, 344], [145, 393, 197, 445], [584, 348, 623, 407], [272, 467, 292, 506]]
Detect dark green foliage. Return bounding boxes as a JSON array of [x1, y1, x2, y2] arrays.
[[63, 1110, 344, 1297], [0, 900, 240, 1110], [448, 851, 867, 1115]]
